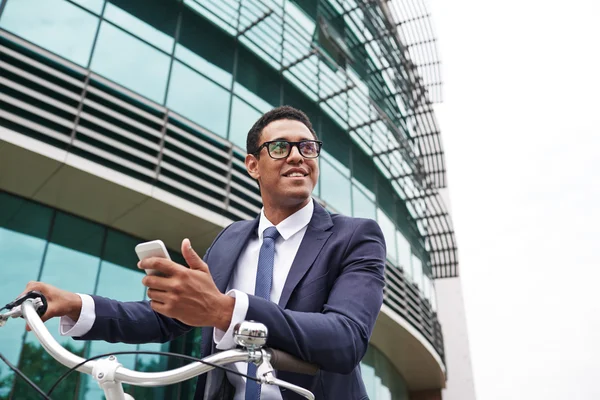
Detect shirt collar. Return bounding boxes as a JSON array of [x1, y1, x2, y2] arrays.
[[258, 199, 314, 241]]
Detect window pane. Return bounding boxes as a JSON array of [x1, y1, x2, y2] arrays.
[[321, 159, 351, 216], [0, 199, 52, 395], [166, 61, 231, 137], [104, 2, 175, 53], [175, 45, 232, 89], [81, 230, 147, 400], [91, 22, 171, 103], [229, 96, 262, 150], [360, 345, 410, 400], [178, 4, 235, 76], [396, 230, 412, 278], [14, 211, 103, 399], [71, 0, 104, 14], [352, 184, 376, 220], [412, 254, 423, 290], [0, 0, 99, 66], [377, 209, 397, 264]]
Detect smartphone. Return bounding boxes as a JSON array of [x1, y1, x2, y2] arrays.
[[135, 240, 171, 277]]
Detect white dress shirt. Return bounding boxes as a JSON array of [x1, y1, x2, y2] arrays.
[[61, 199, 314, 400]]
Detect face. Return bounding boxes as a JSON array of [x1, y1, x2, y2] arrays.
[[245, 119, 319, 209]]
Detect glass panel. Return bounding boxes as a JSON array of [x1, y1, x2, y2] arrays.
[[72, 0, 105, 14], [320, 158, 351, 216], [430, 280, 437, 312], [0, 0, 99, 66], [352, 184, 376, 220], [360, 345, 410, 400], [235, 46, 281, 107], [80, 230, 146, 400], [233, 84, 274, 114], [377, 209, 397, 264], [178, 4, 235, 76], [412, 254, 423, 290], [423, 275, 431, 302], [0, 193, 52, 396], [175, 45, 232, 89], [91, 22, 171, 103], [103, 2, 175, 53], [166, 61, 231, 137], [14, 211, 103, 399], [229, 96, 262, 150], [396, 231, 412, 279]]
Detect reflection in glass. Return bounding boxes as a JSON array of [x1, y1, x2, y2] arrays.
[[91, 22, 171, 103], [167, 61, 231, 137], [0, 0, 99, 66], [320, 159, 352, 216]]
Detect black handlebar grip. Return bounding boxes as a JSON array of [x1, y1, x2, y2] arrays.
[[266, 349, 319, 376]]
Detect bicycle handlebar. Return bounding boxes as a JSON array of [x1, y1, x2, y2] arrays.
[[20, 299, 318, 395]]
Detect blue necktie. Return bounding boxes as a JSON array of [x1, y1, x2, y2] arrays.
[[245, 226, 280, 400]]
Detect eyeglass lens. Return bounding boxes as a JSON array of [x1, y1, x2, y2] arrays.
[[268, 141, 319, 158]]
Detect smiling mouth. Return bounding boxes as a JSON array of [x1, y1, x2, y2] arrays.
[[283, 172, 307, 178]]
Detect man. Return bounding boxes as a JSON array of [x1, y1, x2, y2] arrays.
[[23, 106, 386, 399]]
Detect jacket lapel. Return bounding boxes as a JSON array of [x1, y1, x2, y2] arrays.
[[210, 217, 259, 293], [278, 201, 333, 308]]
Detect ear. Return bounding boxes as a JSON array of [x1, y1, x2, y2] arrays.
[[245, 154, 260, 180]]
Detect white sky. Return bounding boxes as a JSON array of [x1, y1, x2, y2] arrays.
[[427, 0, 600, 399]]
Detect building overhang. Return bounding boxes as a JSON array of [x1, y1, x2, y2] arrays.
[[0, 128, 227, 255], [370, 304, 446, 391]]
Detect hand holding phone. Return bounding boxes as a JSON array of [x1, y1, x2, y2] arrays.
[[135, 240, 171, 277]]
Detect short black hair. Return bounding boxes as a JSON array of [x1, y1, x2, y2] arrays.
[[246, 105, 318, 157]]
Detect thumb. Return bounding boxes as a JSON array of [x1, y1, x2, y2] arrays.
[[182, 238, 208, 271]]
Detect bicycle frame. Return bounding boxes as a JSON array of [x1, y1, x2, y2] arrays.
[[12, 299, 315, 400]]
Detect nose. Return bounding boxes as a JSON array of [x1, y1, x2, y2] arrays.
[[286, 144, 304, 163]]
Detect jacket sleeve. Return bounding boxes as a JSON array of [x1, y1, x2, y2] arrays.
[[245, 218, 386, 374], [76, 297, 192, 344], [75, 228, 231, 344]]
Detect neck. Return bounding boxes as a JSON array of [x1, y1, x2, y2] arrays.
[[262, 198, 311, 225]]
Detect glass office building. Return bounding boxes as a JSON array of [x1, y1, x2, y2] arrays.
[[0, 0, 458, 398]]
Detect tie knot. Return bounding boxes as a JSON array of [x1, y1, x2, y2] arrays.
[[263, 226, 280, 241]]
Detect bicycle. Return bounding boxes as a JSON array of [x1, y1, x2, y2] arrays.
[[0, 291, 317, 400]]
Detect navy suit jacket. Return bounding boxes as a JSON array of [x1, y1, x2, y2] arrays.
[[80, 201, 386, 399]]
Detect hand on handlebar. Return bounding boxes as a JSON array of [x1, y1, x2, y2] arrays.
[[19, 282, 82, 331]]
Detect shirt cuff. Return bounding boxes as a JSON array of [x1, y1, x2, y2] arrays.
[[59, 293, 95, 337], [213, 290, 249, 350]]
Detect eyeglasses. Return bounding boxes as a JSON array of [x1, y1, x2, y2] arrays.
[[255, 140, 323, 159]]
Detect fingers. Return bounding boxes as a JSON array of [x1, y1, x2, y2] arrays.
[[138, 257, 181, 276], [141, 275, 172, 291], [182, 238, 208, 271], [146, 288, 168, 304]]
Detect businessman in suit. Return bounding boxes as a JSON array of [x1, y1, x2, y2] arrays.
[[23, 106, 386, 399]]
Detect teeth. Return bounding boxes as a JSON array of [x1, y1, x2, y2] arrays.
[[287, 172, 304, 177]]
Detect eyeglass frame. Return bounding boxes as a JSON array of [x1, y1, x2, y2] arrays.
[[253, 139, 323, 159]]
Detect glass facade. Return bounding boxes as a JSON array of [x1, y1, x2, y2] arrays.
[[0, 0, 447, 397], [0, 192, 199, 400], [0, 0, 433, 292], [361, 346, 410, 400]]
